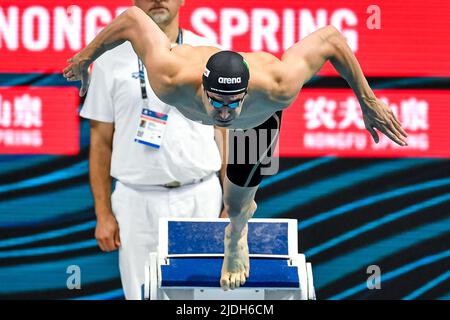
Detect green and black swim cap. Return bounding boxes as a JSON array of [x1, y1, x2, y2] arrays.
[[202, 51, 250, 96]]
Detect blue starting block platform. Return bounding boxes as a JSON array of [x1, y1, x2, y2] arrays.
[[143, 218, 315, 300]]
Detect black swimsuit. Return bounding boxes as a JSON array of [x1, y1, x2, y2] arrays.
[[226, 111, 283, 187]]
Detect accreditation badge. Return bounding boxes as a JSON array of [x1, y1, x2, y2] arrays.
[[134, 107, 169, 149]]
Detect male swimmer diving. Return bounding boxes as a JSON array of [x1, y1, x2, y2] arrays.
[[64, 6, 408, 291]]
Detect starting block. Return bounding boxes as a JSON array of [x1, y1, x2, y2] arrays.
[[143, 218, 316, 300]]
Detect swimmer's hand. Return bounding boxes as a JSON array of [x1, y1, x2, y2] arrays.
[[362, 97, 408, 146], [63, 52, 92, 97]]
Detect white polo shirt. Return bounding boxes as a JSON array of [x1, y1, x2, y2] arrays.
[[80, 30, 222, 186]]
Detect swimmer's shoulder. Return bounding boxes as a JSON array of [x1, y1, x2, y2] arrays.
[[240, 52, 281, 90], [171, 44, 220, 64], [241, 52, 293, 109], [169, 45, 221, 87], [161, 45, 219, 103], [170, 44, 220, 74], [241, 51, 280, 67], [240, 51, 283, 84]]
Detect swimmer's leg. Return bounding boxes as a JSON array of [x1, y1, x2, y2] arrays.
[[220, 175, 258, 290], [220, 111, 282, 290]]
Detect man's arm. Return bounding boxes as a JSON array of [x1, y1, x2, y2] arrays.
[[214, 127, 228, 185], [63, 6, 182, 96], [214, 126, 229, 218], [277, 26, 408, 146], [89, 120, 121, 252]]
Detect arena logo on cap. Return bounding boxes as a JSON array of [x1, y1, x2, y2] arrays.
[[218, 77, 241, 84]]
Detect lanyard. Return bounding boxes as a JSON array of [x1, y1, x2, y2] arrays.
[[138, 28, 183, 100]]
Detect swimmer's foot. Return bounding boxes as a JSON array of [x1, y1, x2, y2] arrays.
[[220, 223, 250, 291]]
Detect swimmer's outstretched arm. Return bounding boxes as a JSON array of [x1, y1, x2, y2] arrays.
[[278, 26, 408, 146], [63, 6, 183, 96]]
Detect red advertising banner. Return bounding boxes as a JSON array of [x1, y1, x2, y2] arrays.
[[279, 89, 450, 158], [1, 0, 449, 76], [0, 0, 128, 73], [0, 87, 79, 155]]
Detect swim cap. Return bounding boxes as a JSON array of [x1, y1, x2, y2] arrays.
[[202, 51, 250, 96]]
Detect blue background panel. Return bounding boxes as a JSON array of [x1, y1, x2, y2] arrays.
[[168, 221, 289, 256]]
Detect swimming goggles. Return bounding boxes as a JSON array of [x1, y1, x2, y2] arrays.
[[205, 91, 245, 109]]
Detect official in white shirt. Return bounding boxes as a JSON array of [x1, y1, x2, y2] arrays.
[[79, 0, 223, 300]]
